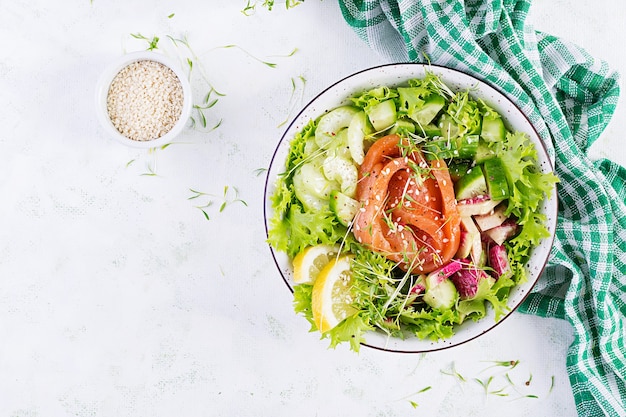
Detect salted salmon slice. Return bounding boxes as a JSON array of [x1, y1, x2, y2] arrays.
[[354, 134, 461, 273]]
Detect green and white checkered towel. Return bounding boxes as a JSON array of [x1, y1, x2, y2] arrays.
[[337, 0, 625, 415]]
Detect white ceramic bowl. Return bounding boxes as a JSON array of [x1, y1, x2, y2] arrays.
[[264, 63, 558, 353], [95, 51, 193, 148]]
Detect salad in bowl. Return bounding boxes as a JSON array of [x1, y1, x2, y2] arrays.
[[264, 64, 558, 353]]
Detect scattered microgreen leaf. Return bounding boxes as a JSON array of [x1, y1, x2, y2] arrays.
[[168, 13, 175, 18], [188, 186, 247, 220], [254, 168, 268, 177], [190, 117, 222, 131], [164, 35, 226, 133], [126, 159, 136, 168], [253, 0, 303, 11], [505, 372, 514, 386], [474, 376, 509, 397], [241, 0, 256, 15], [277, 75, 307, 128], [549, 375, 555, 394], [525, 373, 533, 386], [397, 385, 432, 409], [217, 44, 277, 68], [504, 371, 541, 401], [137, 148, 161, 176], [140, 169, 157, 177], [417, 386, 432, 394], [441, 362, 466, 382], [269, 47, 299, 58], [131, 33, 160, 51], [481, 359, 520, 373]]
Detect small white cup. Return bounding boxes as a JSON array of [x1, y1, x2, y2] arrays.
[[95, 51, 193, 148]]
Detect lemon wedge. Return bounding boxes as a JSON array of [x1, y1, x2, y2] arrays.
[[311, 255, 356, 333], [292, 244, 340, 284]]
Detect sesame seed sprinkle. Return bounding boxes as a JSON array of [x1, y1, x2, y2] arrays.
[[106, 60, 184, 142]]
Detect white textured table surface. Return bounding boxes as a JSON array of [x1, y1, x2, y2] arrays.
[[0, 1, 623, 416]]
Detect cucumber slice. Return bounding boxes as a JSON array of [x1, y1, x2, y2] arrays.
[[292, 163, 335, 211], [389, 118, 416, 136], [455, 134, 480, 159], [367, 99, 397, 131], [474, 140, 496, 163], [329, 190, 359, 226], [327, 129, 352, 161], [315, 106, 359, 149], [438, 114, 460, 139], [347, 111, 369, 165], [481, 116, 507, 142], [422, 138, 456, 159], [424, 274, 459, 310], [410, 94, 446, 126], [448, 161, 471, 182], [454, 165, 487, 200], [322, 156, 358, 198], [482, 157, 510, 201], [303, 136, 320, 157]]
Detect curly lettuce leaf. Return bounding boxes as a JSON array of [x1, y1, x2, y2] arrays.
[[494, 131, 559, 222], [400, 308, 460, 340], [325, 314, 372, 352], [445, 91, 482, 136], [293, 284, 315, 330], [350, 86, 398, 113], [488, 130, 558, 286]]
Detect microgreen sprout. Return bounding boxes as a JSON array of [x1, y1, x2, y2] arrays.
[[254, 168, 268, 177], [188, 186, 248, 220], [474, 376, 509, 397], [242, 0, 303, 13], [481, 359, 520, 373], [549, 375, 555, 394], [217, 44, 278, 68], [403, 385, 432, 409], [440, 361, 466, 382], [138, 148, 160, 176], [407, 353, 428, 376], [270, 47, 299, 58], [277, 75, 307, 128], [525, 373, 533, 386], [504, 372, 541, 401], [191, 88, 223, 130], [131, 33, 160, 51], [164, 35, 225, 132], [241, 1, 256, 15], [140, 166, 158, 177], [168, 13, 175, 19]]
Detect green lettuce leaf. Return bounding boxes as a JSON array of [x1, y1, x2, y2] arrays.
[[400, 308, 460, 340], [293, 284, 315, 330], [445, 91, 482, 136], [350, 86, 398, 113], [325, 313, 372, 352]]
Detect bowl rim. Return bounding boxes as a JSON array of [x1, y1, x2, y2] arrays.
[[94, 50, 193, 149], [264, 62, 558, 353]]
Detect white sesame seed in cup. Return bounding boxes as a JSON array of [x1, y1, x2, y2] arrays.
[[95, 51, 193, 148]]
